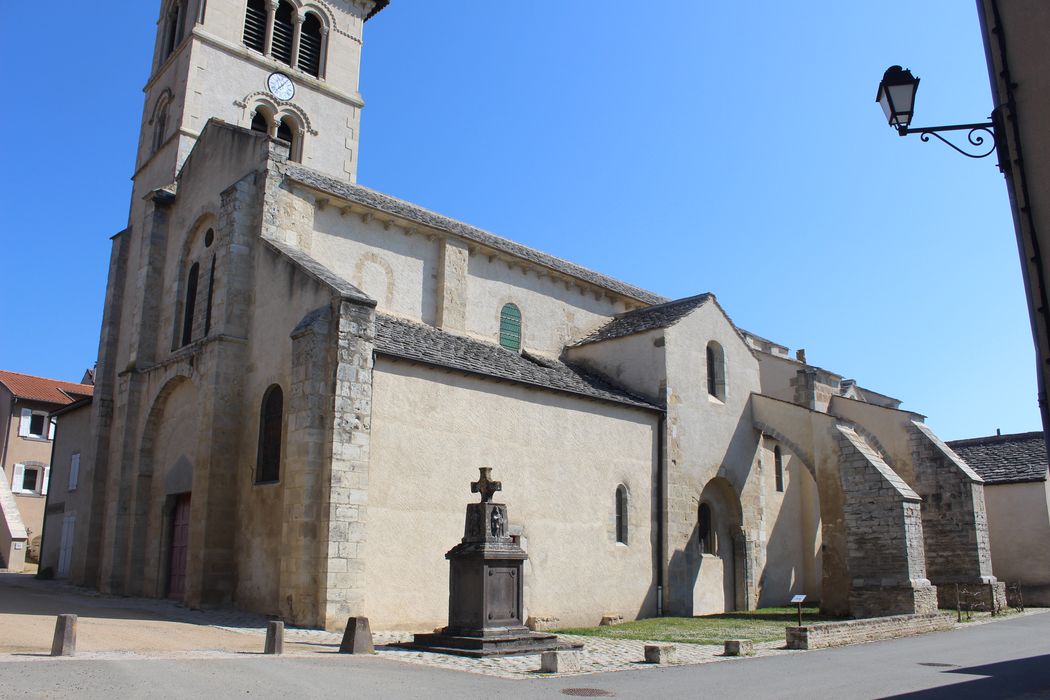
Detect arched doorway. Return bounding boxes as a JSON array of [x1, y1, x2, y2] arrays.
[[693, 477, 743, 614]]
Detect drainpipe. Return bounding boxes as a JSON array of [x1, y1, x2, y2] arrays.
[[656, 412, 666, 617]]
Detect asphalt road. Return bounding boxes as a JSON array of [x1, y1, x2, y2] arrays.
[[2, 612, 1048, 699]]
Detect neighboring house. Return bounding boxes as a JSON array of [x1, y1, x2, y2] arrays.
[[947, 431, 1050, 605], [68, 0, 1006, 632], [0, 370, 93, 571], [39, 396, 94, 579]]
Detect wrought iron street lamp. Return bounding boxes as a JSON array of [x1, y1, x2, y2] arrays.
[[876, 65, 1000, 159]]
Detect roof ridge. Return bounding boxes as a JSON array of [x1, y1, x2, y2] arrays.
[[947, 431, 1044, 446], [0, 369, 93, 389]]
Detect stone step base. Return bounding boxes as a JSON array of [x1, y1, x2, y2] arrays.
[[404, 631, 583, 658]]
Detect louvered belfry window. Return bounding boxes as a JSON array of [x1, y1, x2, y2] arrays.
[[499, 304, 522, 351], [243, 0, 266, 53], [272, 1, 295, 66], [299, 13, 323, 77]]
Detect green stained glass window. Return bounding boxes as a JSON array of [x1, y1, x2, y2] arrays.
[[499, 304, 522, 351]]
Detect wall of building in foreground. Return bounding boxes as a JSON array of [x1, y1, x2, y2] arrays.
[[365, 358, 661, 630], [983, 479, 1050, 603]]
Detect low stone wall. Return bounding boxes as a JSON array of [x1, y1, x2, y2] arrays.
[[786, 613, 954, 650]]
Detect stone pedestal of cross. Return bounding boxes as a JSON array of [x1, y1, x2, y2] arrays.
[[405, 468, 581, 658]]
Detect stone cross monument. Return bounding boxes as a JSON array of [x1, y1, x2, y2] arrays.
[[407, 468, 580, 657]]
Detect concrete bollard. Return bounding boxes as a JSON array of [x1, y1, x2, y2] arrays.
[[51, 614, 77, 657], [644, 644, 678, 664], [339, 617, 374, 654], [724, 639, 754, 656], [540, 650, 581, 673], [264, 621, 284, 655]]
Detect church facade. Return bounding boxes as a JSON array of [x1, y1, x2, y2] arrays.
[[67, 0, 1004, 631]]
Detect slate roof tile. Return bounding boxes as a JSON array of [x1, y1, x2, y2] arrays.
[[571, 294, 712, 346], [373, 314, 661, 411], [283, 165, 666, 306], [947, 432, 1047, 484]]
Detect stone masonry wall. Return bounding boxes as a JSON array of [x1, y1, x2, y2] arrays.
[[786, 613, 954, 650], [835, 425, 936, 618], [908, 421, 997, 590], [319, 299, 375, 630]]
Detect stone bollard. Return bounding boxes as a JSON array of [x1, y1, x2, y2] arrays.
[[339, 617, 374, 654], [264, 621, 284, 655], [540, 650, 581, 673], [644, 644, 677, 664], [51, 614, 77, 657], [599, 614, 624, 626], [724, 639, 754, 656]]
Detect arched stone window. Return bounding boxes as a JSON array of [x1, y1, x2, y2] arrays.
[[250, 109, 271, 135], [243, 0, 267, 53], [706, 341, 726, 401], [276, 116, 302, 162], [152, 100, 170, 154], [774, 445, 785, 493], [298, 13, 324, 77], [161, 0, 186, 62], [272, 1, 296, 66], [615, 485, 628, 545], [256, 385, 284, 484], [499, 303, 522, 351], [180, 262, 199, 347], [698, 502, 714, 554]]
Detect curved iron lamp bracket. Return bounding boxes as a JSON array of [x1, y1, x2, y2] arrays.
[[897, 121, 997, 159]]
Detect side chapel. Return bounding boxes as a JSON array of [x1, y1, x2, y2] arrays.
[[67, 0, 1004, 630]]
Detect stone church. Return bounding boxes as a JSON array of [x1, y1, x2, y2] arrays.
[[66, 0, 1004, 631]]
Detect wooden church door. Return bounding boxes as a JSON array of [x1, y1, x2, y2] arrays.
[[168, 494, 191, 599]]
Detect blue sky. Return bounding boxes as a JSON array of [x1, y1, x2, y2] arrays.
[[0, 1, 1037, 440]]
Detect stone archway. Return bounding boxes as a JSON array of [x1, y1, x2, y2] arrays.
[[693, 477, 744, 614], [129, 374, 200, 599]]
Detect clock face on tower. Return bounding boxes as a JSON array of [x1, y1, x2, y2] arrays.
[[267, 73, 295, 101]]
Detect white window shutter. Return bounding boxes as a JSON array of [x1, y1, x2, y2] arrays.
[[69, 453, 80, 491], [12, 464, 25, 493], [49, 417, 56, 440], [19, 409, 31, 437], [42, 466, 50, 495]]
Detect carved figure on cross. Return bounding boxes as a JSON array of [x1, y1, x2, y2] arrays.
[[471, 467, 502, 503]]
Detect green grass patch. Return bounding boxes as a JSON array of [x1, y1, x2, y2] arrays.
[[557, 606, 844, 645]]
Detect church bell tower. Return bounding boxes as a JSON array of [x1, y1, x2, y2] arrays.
[[132, 0, 388, 210]]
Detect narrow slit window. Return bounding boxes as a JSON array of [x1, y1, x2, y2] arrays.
[[706, 341, 726, 401], [256, 385, 284, 483], [774, 446, 785, 493], [615, 485, 628, 545], [243, 0, 267, 53], [698, 502, 714, 554], [299, 13, 323, 77], [271, 2, 295, 66], [181, 262, 199, 347], [499, 304, 522, 351]]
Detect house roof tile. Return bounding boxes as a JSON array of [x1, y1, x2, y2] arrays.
[[0, 370, 94, 406], [947, 432, 1047, 484]]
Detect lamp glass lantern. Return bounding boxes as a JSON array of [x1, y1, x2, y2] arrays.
[[876, 65, 920, 130]]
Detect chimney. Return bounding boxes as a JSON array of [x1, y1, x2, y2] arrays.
[[996, 428, 1002, 436], [796, 349, 807, 364]]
